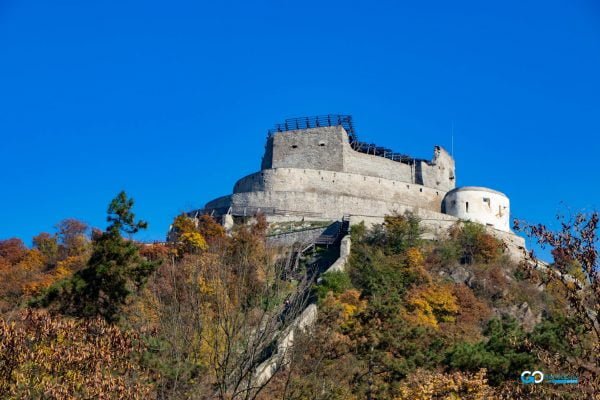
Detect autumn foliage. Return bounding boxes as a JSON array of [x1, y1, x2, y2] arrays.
[[0, 309, 153, 399], [0, 201, 598, 399]]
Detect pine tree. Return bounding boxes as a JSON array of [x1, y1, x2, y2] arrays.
[[33, 191, 157, 322]]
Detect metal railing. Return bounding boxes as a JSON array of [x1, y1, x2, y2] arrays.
[[267, 114, 424, 165], [268, 114, 355, 137]]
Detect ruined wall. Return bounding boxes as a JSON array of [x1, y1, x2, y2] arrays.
[[261, 125, 455, 192], [418, 146, 456, 192], [342, 144, 414, 183], [260, 136, 274, 170]]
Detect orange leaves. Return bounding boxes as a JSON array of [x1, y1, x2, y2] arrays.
[[21, 255, 85, 297], [195, 214, 226, 242], [404, 283, 459, 329], [139, 243, 172, 262], [0, 239, 28, 266]]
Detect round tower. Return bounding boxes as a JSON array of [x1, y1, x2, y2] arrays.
[[442, 186, 510, 232]]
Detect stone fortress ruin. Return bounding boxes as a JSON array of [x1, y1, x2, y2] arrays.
[[198, 114, 516, 243]]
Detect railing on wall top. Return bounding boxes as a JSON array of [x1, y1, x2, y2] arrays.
[[267, 114, 355, 137], [267, 114, 424, 165]]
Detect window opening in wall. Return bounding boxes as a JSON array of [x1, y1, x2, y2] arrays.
[[466, 202, 469, 213], [291, 145, 298, 149], [420, 188, 423, 192], [319, 142, 325, 146], [483, 197, 491, 208]]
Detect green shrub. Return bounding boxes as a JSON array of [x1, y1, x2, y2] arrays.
[[446, 317, 537, 385], [314, 271, 352, 301]]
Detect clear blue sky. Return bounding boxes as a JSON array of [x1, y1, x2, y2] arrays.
[[1, 0, 599, 248]]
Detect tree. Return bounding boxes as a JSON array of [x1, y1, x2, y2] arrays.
[[449, 222, 504, 264], [32, 232, 59, 263], [445, 317, 537, 385], [55, 218, 89, 258], [514, 211, 599, 372], [204, 217, 312, 400], [381, 213, 423, 254], [395, 368, 493, 400], [34, 191, 157, 322], [106, 192, 147, 236], [171, 215, 208, 256], [0, 309, 153, 399], [0, 239, 27, 267]]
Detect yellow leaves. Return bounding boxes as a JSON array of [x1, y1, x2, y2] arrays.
[[21, 255, 83, 297], [56, 254, 87, 273], [179, 231, 208, 253], [338, 289, 366, 319], [322, 289, 367, 331], [172, 215, 209, 255], [406, 247, 424, 268], [404, 283, 459, 329], [395, 368, 494, 400]]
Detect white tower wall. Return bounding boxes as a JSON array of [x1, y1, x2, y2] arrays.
[[443, 186, 510, 232]]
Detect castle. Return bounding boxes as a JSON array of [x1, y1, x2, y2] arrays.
[[186, 115, 534, 385], [198, 115, 516, 240]]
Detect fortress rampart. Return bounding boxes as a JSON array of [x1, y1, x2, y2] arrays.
[[225, 168, 445, 217], [197, 115, 512, 234]]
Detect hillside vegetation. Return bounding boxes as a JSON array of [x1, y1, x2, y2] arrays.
[[0, 192, 598, 399]]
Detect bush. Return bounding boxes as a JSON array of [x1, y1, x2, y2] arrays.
[[383, 213, 422, 254], [446, 317, 537, 385], [314, 271, 352, 301], [449, 222, 504, 264]]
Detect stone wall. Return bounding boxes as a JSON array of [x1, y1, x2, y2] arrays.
[[232, 168, 446, 214], [258, 125, 455, 192], [228, 188, 436, 220], [266, 226, 330, 247], [342, 143, 414, 183], [205, 194, 233, 210], [443, 186, 510, 232], [268, 126, 345, 172], [418, 146, 456, 192]]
